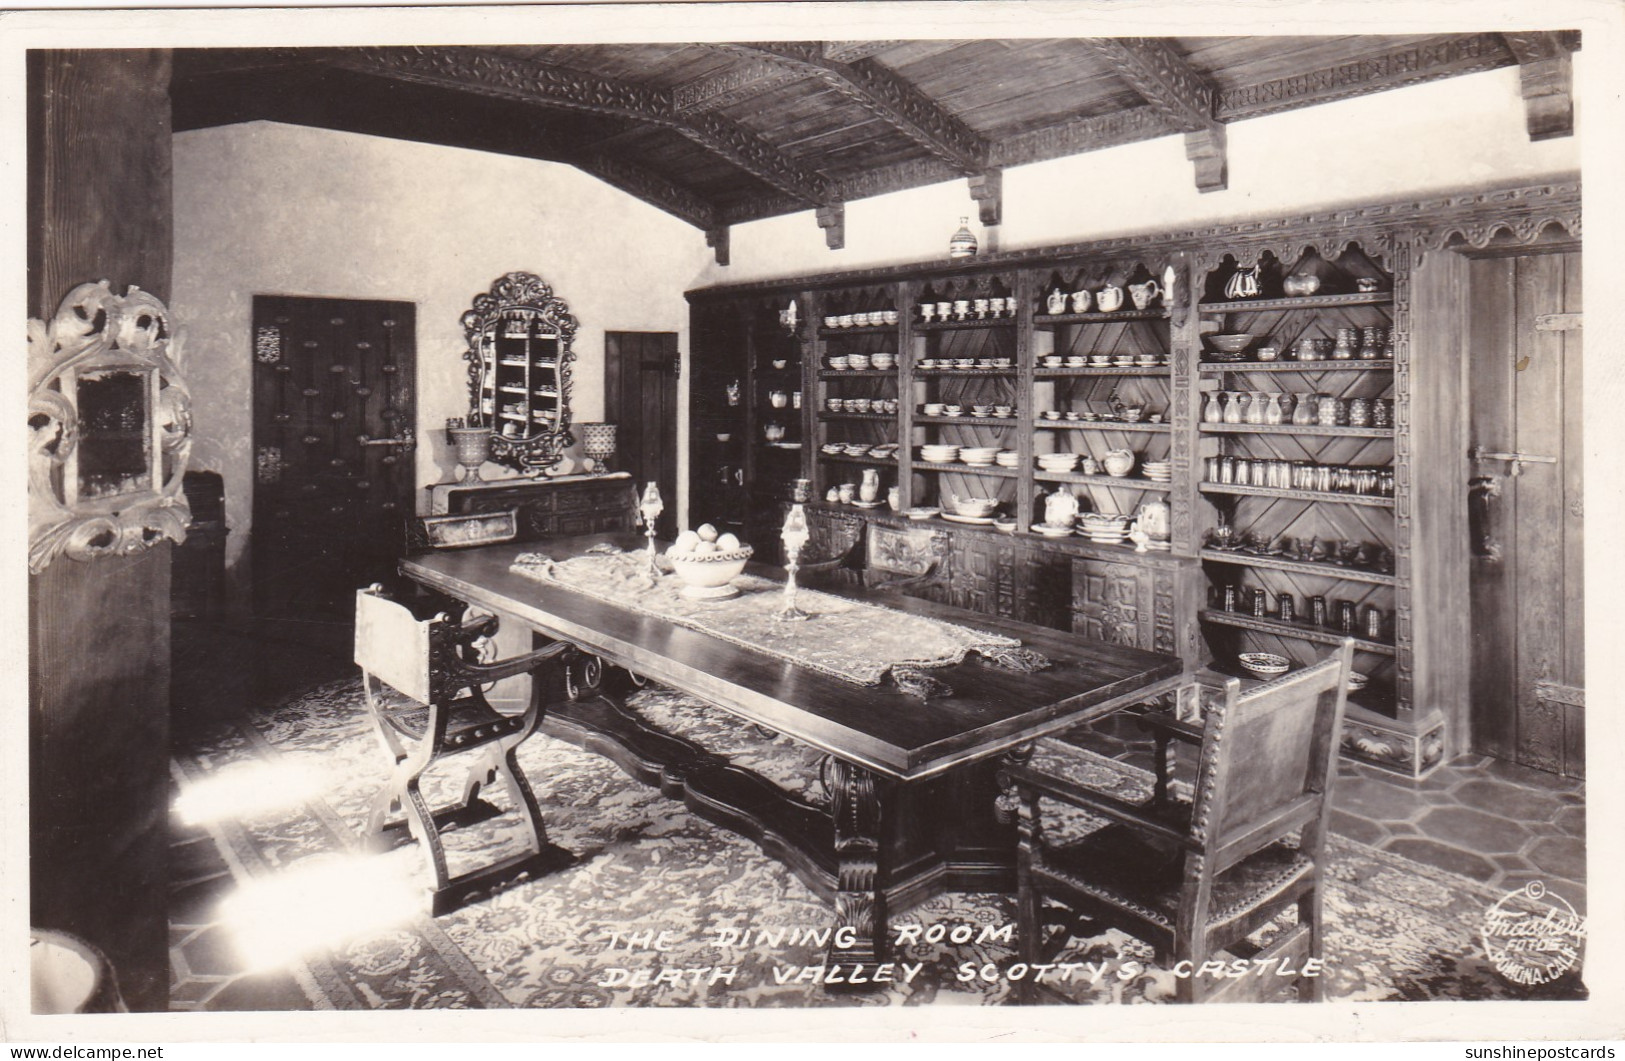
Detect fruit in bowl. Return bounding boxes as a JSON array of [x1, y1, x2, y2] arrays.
[[666, 527, 753, 599]]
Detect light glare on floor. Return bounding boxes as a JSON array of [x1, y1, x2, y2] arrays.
[[219, 852, 422, 970], [174, 760, 327, 826]]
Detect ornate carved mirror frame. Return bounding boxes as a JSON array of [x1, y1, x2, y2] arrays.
[[460, 271, 577, 475], [28, 281, 193, 574]]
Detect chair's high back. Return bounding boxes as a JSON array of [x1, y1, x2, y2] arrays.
[[1188, 641, 1353, 870], [355, 588, 436, 704]]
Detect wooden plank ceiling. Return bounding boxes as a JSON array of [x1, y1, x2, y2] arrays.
[[170, 34, 1577, 260]]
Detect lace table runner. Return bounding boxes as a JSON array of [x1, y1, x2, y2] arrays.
[[510, 549, 1047, 690]]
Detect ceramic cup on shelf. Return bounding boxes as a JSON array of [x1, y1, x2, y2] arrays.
[[953, 299, 971, 320]]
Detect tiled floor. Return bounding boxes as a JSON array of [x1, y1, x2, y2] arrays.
[[167, 617, 1588, 1008], [1075, 710, 1587, 912]]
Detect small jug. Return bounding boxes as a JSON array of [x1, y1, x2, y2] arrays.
[[1070, 289, 1092, 314], [1046, 288, 1068, 315], [1095, 285, 1125, 313], [1128, 279, 1161, 310]]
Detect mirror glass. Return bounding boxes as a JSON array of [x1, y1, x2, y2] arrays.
[[74, 368, 154, 501], [462, 272, 576, 474]]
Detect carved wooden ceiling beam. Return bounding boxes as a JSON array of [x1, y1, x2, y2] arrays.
[[672, 56, 801, 113], [1083, 37, 1226, 193], [333, 48, 835, 206], [824, 41, 903, 63], [1215, 33, 1517, 122], [1500, 32, 1576, 141], [566, 153, 718, 231], [714, 42, 992, 176]]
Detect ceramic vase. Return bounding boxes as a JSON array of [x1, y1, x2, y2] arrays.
[[1245, 391, 1268, 425], [859, 468, 881, 504]]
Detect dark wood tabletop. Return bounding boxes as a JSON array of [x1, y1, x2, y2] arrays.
[[402, 533, 1183, 782]]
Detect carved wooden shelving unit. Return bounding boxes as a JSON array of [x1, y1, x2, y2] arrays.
[[686, 178, 1582, 778]]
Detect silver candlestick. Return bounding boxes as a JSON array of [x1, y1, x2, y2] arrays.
[[776, 503, 810, 621], [638, 482, 664, 578]]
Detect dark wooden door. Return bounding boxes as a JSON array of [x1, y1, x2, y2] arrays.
[[1466, 247, 1583, 776], [605, 331, 678, 539], [252, 295, 416, 617]]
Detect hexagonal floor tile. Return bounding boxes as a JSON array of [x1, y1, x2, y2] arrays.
[[1525, 835, 1586, 883], [1382, 837, 1498, 882], [1450, 778, 1565, 821], [1333, 775, 1432, 823], [1416, 806, 1532, 853]]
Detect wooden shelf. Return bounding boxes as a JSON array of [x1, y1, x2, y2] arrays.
[[819, 452, 893, 466], [1036, 366, 1170, 377], [818, 412, 894, 422], [913, 368, 1016, 376], [1199, 549, 1398, 586], [1198, 360, 1393, 373], [913, 460, 1019, 477], [1035, 419, 1171, 433], [1034, 308, 1169, 325], [1035, 471, 1172, 492], [1200, 482, 1395, 507], [1200, 610, 1396, 656], [818, 370, 898, 380], [918, 415, 1021, 426], [1198, 291, 1393, 313], [915, 318, 1018, 331], [819, 325, 898, 337], [1201, 424, 1394, 439]]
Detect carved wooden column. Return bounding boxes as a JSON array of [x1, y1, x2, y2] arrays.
[[825, 757, 889, 972]]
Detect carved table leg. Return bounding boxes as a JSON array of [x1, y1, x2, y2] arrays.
[[825, 757, 889, 980]]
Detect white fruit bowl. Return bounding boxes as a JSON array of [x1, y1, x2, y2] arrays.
[[666, 545, 753, 599]]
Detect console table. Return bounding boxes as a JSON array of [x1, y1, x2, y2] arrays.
[[401, 534, 1182, 969], [425, 472, 635, 542]]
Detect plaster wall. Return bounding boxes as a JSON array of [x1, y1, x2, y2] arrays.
[[698, 64, 1581, 287], [172, 121, 713, 600]]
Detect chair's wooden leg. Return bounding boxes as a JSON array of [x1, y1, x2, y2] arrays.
[[1299, 889, 1325, 1002], [1014, 787, 1041, 1006], [401, 776, 452, 896], [361, 671, 409, 762], [1153, 729, 1174, 807], [493, 746, 548, 854]]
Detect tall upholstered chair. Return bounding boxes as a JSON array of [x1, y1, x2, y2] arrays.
[[1001, 639, 1354, 1003], [354, 585, 577, 914]]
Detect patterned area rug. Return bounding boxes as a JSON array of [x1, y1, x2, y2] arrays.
[[171, 676, 1582, 1010]]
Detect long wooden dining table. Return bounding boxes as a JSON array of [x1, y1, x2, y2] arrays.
[[401, 533, 1184, 972]]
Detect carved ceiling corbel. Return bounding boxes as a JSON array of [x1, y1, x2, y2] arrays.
[[1500, 32, 1576, 141], [1084, 37, 1227, 193], [816, 203, 846, 251], [706, 225, 731, 267]]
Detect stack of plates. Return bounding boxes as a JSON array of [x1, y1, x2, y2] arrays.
[[1142, 460, 1173, 483], [1031, 522, 1076, 538], [1078, 513, 1132, 543], [959, 446, 1000, 466], [1037, 452, 1079, 473], [843, 443, 871, 456], [868, 443, 899, 459], [994, 449, 1021, 468], [920, 444, 960, 464]]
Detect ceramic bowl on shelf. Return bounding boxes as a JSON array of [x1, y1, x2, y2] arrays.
[[666, 544, 754, 600], [1238, 652, 1292, 678], [843, 443, 871, 457], [1037, 453, 1079, 472], [820, 443, 844, 455], [1207, 333, 1255, 355], [949, 496, 1000, 518], [994, 516, 1019, 535], [959, 446, 1001, 465], [906, 506, 941, 521], [847, 354, 872, 370]]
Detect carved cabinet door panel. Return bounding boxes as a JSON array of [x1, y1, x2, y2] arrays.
[[1071, 559, 1150, 649], [252, 296, 416, 617]]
